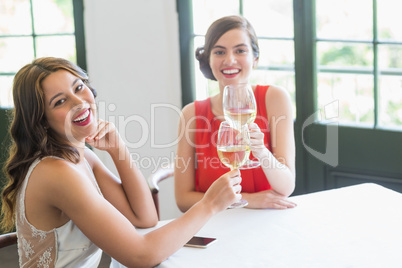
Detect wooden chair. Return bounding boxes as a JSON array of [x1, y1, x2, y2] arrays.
[[0, 231, 18, 266], [0, 231, 17, 248], [147, 163, 174, 220]]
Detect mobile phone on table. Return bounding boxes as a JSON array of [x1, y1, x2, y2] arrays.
[[184, 236, 217, 248]]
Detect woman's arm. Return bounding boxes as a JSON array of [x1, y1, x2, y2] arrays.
[[45, 160, 241, 267], [85, 120, 158, 227], [250, 85, 296, 196], [243, 85, 296, 209], [174, 103, 205, 212]]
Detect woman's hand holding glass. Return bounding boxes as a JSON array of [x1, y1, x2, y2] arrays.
[[248, 122, 270, 161], [217, 121, 249, 208], [223, 83, 260, 169], [202, 169, 243, 212]]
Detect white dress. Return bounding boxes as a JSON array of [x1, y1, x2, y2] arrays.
[[16, 157, 103, 267]]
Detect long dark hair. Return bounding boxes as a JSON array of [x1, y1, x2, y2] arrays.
[[195, 15, 260, 81], [0, 57, 97, 232]]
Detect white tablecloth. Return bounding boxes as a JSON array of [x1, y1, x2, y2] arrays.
[[111, 183, 402, 267]]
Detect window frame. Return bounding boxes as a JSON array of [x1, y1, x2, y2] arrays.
[[315, 0, 402, 128], [0, 0, 87, 107], [0, 0, 86, 183], [178, 0, 402, 130]]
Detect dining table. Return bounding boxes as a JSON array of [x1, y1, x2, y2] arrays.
[[111, 183, 402, 267]]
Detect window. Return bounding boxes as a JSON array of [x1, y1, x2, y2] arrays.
[[316, 0, 402, 129], [179, 0, 402, 130], [0, 0, 85, 108]]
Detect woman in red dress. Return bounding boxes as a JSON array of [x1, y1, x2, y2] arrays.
[[175, 15, 297, 212]]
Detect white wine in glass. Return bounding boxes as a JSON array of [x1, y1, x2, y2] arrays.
[[223, 83, 257, 128], [224, 108, 257, 127], [217, 145, 251, 171], [217, 121, 249, 208], [223, 83, 260, 169]]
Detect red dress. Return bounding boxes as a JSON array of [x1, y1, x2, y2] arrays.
[[194, 85, 272, 193]]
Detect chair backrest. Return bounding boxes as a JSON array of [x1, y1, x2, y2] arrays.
[[0, 232, 17, 248], [147, 164, 174, 220], [0, 231, 18, 266]]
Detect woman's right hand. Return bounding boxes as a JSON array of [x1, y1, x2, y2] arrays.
[[200, 169, 242, 213], [86, 119, 122, 152]]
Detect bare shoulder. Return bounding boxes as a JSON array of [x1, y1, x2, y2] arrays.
[[265, 85, 293, 117], [180, 102, 196, 120], [30, 157, 100, 209], [27, 158, 84, 203], [32, 157, 82, 186], [266, 85, 292, 103], [30, 157, 99, 200], [178, 102, 196, 133], [35, 157, 75, 175], [177, 102, 197, 148]]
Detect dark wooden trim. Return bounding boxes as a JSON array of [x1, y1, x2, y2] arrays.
[[177, 0, 195, 107], [73, 0, 87, 71]]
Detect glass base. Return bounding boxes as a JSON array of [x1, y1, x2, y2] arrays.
[[239, 160, 260, 170], [228, 199, 248, 209]]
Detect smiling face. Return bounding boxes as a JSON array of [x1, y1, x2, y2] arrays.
[[209, 28, 258, 90], [42, 69, 97, 145]]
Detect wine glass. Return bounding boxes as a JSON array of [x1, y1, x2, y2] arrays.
[[217, 121, 249, 208], [223, 83, 260, 169]]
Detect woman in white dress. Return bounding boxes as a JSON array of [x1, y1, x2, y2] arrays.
[[0, 57, 241, 267]]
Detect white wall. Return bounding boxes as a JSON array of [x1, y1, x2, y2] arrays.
[[84, 0, 183, 220]]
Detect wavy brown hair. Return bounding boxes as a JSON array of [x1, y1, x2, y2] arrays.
[[0, 57, 97, 232], [195, 15, 260, 81]]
